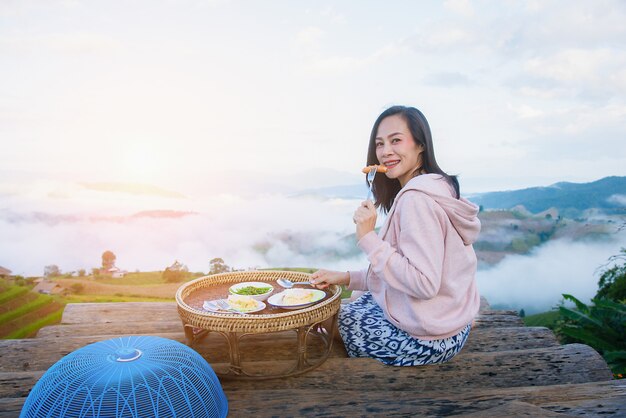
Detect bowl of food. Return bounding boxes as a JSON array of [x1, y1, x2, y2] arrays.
[[267, 288, 326, 310], [228, 281, 274, 301]]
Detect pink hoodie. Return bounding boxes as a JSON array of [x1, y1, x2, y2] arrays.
[[348, 174, 481, 340]]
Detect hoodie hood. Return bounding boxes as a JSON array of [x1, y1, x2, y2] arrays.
[[393, 174, 481, 245]]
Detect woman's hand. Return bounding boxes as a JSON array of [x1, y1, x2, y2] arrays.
[[353, 200, 377, 241], [310, 269, 350, 289]]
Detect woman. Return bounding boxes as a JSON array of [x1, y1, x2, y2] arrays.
[[311, 105, 481, 366]]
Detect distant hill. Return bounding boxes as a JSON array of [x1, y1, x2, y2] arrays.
[[470, 176, 626, 215], [295, 176, 626, 216]]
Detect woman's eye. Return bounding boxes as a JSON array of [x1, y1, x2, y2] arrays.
[[375, 142, 383, 148], [391, 138, 400, 143]]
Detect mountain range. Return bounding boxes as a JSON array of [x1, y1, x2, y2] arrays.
[[470, 176, 626, 215], [297, 176, 626, 216]]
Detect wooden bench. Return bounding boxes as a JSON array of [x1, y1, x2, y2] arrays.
[[0, 299, 623, 417]]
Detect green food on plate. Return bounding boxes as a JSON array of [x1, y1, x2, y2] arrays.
[[234, 286, 272, 295]]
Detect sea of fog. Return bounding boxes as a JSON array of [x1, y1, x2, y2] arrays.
[[1, 179, 624, 314]]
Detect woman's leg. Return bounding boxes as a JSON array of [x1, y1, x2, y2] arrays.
[[338, 293, 472, 366]]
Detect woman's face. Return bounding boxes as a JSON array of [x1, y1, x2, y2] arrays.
[[375, 114, 424, 187]]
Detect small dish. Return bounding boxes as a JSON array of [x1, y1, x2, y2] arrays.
[[203, 299, 266, 314], [267, 289, 326, 310], [228, 282, 274, 301]]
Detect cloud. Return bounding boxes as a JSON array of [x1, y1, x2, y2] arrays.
[[295, 26, 325, 50], [0, 33, 121, 56], [411, 27, 477, 52], [423, 71, 472, 87], [607, 194, 626, 206], [477, 236, 626, 314], [522, 48, 626, 99], [319, 5, 346, 24], [291, 34, 408, 76], [0, 180, 368, 276], [444, 0, 474, 17]]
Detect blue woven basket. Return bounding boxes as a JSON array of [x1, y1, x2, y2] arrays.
[[20, 336, 228, 418]]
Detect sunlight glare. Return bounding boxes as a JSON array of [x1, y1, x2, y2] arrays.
[[121, 142, 166, 183]]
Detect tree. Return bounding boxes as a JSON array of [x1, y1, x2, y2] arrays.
[[78, 269, 86, 277], [102, 251, 116, 270], [44, 265, 61, 278], [596, 248, 626, 302], [556, 294, 625, 376], [519, 309, 526, 318], [162, 260, 189, 283], [208, 258, 230, 275]]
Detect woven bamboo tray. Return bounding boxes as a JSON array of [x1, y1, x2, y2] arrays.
[[176, 270, 342, 334]]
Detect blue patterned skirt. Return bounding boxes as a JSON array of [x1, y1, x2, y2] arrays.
[[338, 292, 471, 366]]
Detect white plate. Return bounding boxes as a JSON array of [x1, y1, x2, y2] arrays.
[[267, 289, 326, 310], [202, 299, 266, 314], [228, 282, 274, 301]]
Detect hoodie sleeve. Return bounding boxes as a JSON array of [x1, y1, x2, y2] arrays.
[[357, 191, 446, 300], [346, 267, 369, 291]]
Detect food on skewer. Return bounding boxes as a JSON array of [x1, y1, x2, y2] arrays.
[[361, 165, 388, 174]]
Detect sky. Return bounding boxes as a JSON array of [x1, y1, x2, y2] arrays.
[[1, 0, 625, 194], [1, 1, 625, 312]]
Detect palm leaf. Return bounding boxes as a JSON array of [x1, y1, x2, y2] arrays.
[[604, 350, 626, 362], [559, 326, 618, 352], [604, 351, 626, 374], [562, 294, 590, 314], [592, 298, 626, 317], [558, 306, 603, 328]]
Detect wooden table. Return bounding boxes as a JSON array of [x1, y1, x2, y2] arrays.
[[175, 271, 342, 380]]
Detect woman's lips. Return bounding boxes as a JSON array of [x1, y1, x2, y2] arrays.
[[384, 160, 400, 169]]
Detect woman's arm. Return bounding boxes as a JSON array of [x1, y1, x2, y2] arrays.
[[361, 191, 446, 299]]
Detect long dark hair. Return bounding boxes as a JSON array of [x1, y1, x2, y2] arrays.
[[367, 105, 460, 213]]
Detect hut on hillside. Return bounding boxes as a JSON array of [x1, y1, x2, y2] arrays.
[[32, 280, 63, 295]]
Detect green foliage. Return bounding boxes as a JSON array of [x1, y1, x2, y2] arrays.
[[162, 269, 187, 283], [510, 233, 542, 253], [69, 283, 84, 294], [44, 265, 61, 278], [596, 248, 626, 302], [6, 308, 64, 339], [0, 294, 54, 326], [208, 258, 231, 275], [523, 310, 560, 328], [510, 238, 527, 252], [0, 286, 29, 305], [555, 294, 626, 375], [163, 261, 190, 283]]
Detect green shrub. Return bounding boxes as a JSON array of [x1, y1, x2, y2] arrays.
[[0, 295, 53, 325], [555, 294, 626, 376], [0, 286, 29, 305], [6, 308, 64, 339], [162, 269, 186, 283], [69, 283, 84, 294], [596, 248, 626, 302]]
